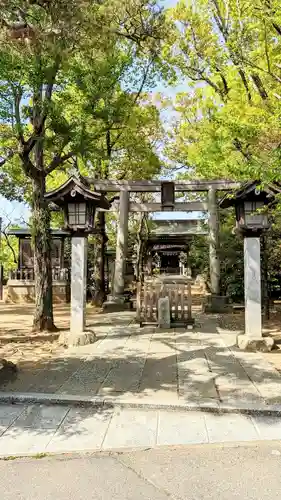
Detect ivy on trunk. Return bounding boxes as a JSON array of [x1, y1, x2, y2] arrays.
[[31, 175, 55, 331]]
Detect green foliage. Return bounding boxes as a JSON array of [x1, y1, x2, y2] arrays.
[[0, 235, 18, 280], [0, 0, 165, 199], [188, 215, 244, 301], [163, 0, 281, 183]]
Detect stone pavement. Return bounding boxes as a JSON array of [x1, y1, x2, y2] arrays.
[[2, 402, 281, 457], [2, 311, 281, 408]]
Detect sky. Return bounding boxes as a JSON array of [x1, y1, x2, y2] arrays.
[[0, 0, 198, 225]]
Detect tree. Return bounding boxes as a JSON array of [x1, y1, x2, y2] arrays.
[[60, 48, 163, 305], [0, 0, 165, 329], [163, 0, 281, 182]]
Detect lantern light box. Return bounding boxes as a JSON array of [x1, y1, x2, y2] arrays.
[[45, 176, 110, 232]]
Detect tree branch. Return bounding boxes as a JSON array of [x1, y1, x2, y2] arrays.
[[2, 231, 17, 264], [233, 138, 252, 161], [46, 151, 75, 175], [11, 86, 25, 145], [251, 73, 268, 100], [19, 151, 38, 178], [23, 56, 61, 157], [0, 149, 16, 167]]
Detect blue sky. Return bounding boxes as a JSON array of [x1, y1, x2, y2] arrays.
[[0, 0, 197, 225]]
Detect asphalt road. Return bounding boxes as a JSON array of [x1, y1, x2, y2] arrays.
[[2, 442, 281, 499]]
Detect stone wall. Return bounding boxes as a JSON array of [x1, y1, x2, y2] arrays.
[[4, 280, 70, 304]]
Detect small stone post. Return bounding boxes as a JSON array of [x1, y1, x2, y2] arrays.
[[237, 235, 273, 351], [113, 190, 129, 300]]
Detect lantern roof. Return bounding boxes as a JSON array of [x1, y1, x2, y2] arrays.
[[219, 180, 281, 209], [45, 176, 110, 210]]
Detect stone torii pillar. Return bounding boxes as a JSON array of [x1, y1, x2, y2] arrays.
[[113, 190, 129, 299], [206, 187, 227, 312], [104, 190, 130, 309], [208, 187, 220, 295]]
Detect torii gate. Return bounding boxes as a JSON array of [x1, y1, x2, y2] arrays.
[[86, 178, 239, 306]]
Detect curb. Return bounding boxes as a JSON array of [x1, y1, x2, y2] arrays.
[[1, 392, 281, 416]]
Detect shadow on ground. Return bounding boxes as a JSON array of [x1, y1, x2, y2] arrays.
[[1, 312, 281, 406]]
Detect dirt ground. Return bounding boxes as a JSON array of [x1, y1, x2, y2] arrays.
[[218, 307, 281, 371], [0, 304, 102, 367]]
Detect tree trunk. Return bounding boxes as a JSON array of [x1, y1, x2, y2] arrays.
[[92, 211, 107, 306], [31, 174, 56, 331]]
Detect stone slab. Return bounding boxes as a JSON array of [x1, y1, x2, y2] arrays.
[[57, 360, 112, 395], [0, 404, 25, 425], [252, 415, 281, 440], [102, 409, 157, 449], [0, 427, 56, 456], [205, 412, 259, 443], [11, 404, 70, 429], [139, 354, 178, 395], [157, 410, 208, 445], [99, 357, 146, 395], [177, 352, 218, 400], [46, 407, 113, 452]]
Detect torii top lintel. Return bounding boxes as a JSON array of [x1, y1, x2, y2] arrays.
[[85, 179, 240, 193]]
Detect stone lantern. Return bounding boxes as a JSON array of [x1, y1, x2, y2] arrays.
[[45, 176, 110, 346], [45, 176, 109, 233], [220, 181, 281, 352]]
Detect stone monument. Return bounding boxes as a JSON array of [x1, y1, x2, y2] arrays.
[[158, 296, 171, 329]]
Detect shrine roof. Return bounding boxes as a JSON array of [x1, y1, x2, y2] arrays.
[[45, 176, 110, 209], [220, 180, 281, 208]]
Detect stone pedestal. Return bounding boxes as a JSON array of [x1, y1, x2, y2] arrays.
[[103, 294, 132, 312], [59, 235, 96, 347], [237, 236, 273, 352], [237, 335, 274, 352], [205, 294, 229, 313]]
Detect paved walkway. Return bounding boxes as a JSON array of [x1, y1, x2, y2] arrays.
[[1, 402, 281, 457], [1, 311, 281, 407]]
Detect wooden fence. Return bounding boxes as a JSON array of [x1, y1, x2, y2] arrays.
[[136, 279, 192, 327]]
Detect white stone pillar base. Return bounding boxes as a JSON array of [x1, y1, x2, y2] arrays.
[[59, 329, 96, 347], [237, 334, 274, 352]]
